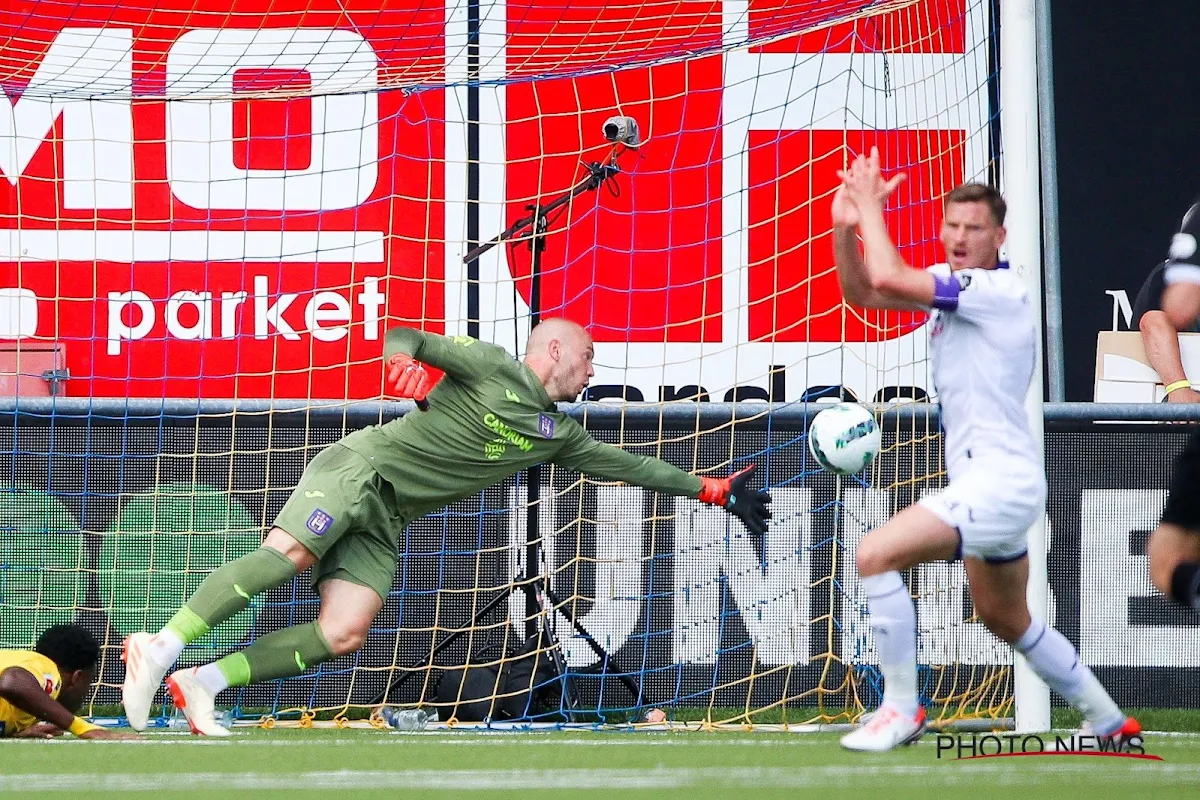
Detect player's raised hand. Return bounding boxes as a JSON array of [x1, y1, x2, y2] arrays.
[[831, 184, 860, 228], [839, 146, 906, 210], [697, 464, 772, 538], [385, 353, 433, 410]]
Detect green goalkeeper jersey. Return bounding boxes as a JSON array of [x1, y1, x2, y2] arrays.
[[337, 328, 703, 523]]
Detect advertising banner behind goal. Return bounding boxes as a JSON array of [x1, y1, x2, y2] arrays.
[[1, 0, 992, 402]]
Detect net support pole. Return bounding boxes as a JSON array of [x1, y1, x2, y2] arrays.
[[524, 212, 545, 640], [1000, 0, 1052, 733], [1036, 0, 1065, 402]]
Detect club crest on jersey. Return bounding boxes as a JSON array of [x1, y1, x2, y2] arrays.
[[538, 414, 555, 439], [307, 509, 334, 536]]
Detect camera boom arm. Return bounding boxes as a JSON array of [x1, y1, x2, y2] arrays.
[[462, 156, 623, 264]]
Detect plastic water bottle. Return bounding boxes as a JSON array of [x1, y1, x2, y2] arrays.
[[381, 707, 430, 731]]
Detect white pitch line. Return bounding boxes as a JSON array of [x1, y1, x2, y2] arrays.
[[29, 735, 839, 747], [1, 764, 1195, 793], [27, 732, 1200, 749]]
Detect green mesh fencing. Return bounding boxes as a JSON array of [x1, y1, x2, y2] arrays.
[[98, 483, 261, 665], [0, 488, 88, 648]]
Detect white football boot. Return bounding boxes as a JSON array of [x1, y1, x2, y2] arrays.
[[122, 632, 169, 732], [165, 668, 232, 737], [840, 705, 927, 752], [1054, 716, 1142, 751]]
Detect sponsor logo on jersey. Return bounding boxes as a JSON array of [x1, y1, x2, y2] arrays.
[[484, 440, 506, 460], [304, 490, 325, 499], [538, 414, 555, 439], [505, 388, 521, 403], [306, 509, 335, 536], [482, 413, 534, 452]]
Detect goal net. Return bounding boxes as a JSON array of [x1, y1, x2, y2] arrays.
[[0, 0, 1017, 728]]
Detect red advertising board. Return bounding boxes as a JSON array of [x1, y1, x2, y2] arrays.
[[0, 0, 978, 399], [0, 0, 444, 398]]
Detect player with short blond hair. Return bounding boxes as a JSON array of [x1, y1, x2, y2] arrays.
[[831, 148, 1137, 751]]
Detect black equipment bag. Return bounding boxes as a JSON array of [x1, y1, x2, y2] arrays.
[[434, 633, 561, 722]]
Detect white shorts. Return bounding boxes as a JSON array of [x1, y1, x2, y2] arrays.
[[918, 458, 1046, 563]]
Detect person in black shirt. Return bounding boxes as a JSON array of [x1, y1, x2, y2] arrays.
[[1147, 199, 1200, 613]]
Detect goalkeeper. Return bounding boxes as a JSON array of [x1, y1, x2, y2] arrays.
[[122, 317, 771, 736]]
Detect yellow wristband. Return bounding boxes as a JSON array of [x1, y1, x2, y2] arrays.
[[1165, 380, 1192, 396], [67, 716, 100, 737]]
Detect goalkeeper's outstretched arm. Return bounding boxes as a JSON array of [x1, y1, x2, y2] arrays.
[[552, 417, 771, 537]]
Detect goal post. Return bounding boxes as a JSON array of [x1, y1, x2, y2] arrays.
[[999, 0, 1052, 734]]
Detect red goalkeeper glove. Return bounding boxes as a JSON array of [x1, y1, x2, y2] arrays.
[[385, 353, 433, 410], [698, 464, 772, 538]]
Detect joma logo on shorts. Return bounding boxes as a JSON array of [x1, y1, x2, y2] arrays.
[[482, 413, 534, 452]]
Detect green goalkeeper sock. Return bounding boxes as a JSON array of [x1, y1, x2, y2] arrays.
[[165, 547, 298, 642], [216, 621, 335, 686]]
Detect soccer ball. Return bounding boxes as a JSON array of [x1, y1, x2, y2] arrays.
[[808, 403, 881, 476]]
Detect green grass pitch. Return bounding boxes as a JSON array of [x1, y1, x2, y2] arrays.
[[2, 727, 1198, 799]]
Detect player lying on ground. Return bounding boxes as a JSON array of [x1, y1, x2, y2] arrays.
[[1, 624, 137, 740], [831, 148, 1138, 752], [1149, 197, 1200, 613], [123, 317, 771, 735]]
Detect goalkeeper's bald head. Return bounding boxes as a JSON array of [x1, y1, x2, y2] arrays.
[[525, 318, 595, 402]]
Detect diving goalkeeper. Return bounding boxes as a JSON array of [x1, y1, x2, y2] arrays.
[[122, 317, 771, 735]]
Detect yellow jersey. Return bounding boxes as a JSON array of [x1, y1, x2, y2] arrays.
[[0, 650, 62, 737]]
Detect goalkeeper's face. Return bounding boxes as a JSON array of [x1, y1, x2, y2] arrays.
[[548, 329, 595, 401], [940, 200, 1006, 270]]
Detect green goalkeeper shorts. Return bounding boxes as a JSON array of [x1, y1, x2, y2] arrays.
[[273, 443, 402, 601]]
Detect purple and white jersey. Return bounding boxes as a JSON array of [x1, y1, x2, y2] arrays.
[[926, 262, 1039, 479]]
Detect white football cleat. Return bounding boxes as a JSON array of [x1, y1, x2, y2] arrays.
[[165, 668, 232, 737], [840, 705, 927, 752], [122, 632, 169, 732], [1055, 716, 1142, 751]]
